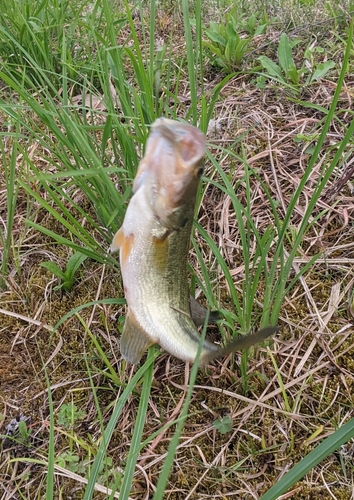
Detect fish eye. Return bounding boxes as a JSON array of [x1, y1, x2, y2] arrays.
[[196, 164, 204, 178]]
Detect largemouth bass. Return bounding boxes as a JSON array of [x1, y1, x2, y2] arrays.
[[111, 118, 277, 365]]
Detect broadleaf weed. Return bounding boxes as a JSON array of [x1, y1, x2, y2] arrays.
[[258, 32, 335, 92], [40, 251, 88, 292], [204, 15, 250, 72]]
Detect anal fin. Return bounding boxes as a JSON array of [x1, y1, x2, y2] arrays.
[[120, 308, 154, 364]]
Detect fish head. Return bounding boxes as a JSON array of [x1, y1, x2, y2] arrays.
[[134, 118, 206, 225]]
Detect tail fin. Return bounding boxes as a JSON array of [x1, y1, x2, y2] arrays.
[[200, 326, 278, 366]]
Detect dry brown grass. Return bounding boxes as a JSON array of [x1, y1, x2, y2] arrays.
[[1, 10, 354, 500]]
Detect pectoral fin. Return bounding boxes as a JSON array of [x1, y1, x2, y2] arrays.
[[120, 309, 154, 364], [111, 227, 135, 268], [111, 227, 125, 252]]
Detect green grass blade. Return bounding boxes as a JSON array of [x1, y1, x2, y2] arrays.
[[182, 0, 197, 124], [193, 222, 243, 322], [37, 350, 55, 500], [118, 357, 154, 499], [45, 380, 55, 500], [53, 298, 126, 332], [0, 113, 21, 280], [76, 313, 122, 386], [268, 350, 290, 413]]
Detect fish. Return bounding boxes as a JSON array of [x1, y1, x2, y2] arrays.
[[111, 117, 277, 365]]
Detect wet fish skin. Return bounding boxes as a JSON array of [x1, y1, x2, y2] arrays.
[[111, 118, 277, 365]]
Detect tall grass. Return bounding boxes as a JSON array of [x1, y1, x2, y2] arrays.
[[0, 0, 227, 264], [0, 0, 104, 88], [1, 0, 354, 498], [0, 109, 23, 284]]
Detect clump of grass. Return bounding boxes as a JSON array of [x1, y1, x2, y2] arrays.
[[0, 0, 108, 89]]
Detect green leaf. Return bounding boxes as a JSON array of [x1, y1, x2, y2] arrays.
[[226, 19, 237, 40], [202, 41, 223, 58], [60, 280, 73, 292], [225, 35, 237, 62], [256, 75, 266, 89], [278, 33, 295, 74], [247, 14, 256, 33], [215, 57, 228, 69], [287, 64, 303, 85], [235, 39, 249, 63], [310, 61, 335, 82], [287, 98, 329, 113], [18, 420, 29, 439], [65, 251, 88, 277], [204, 29, 226, 47], [213, 416, 233, 434], [258, 56, 285, 82], [254, 24, 267, 35], [40, 261, 66, 280]]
